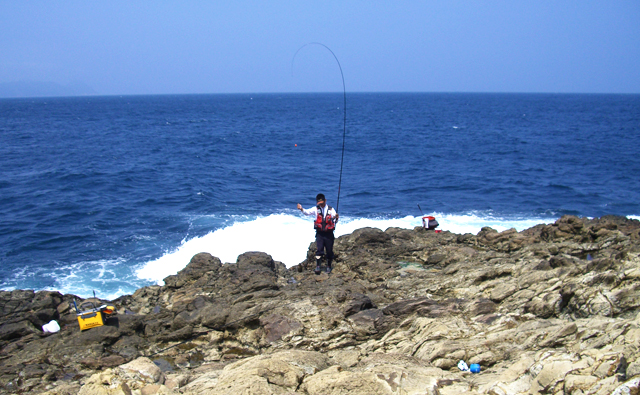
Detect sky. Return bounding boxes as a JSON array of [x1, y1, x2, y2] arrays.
[[1, 1, 639, 95]]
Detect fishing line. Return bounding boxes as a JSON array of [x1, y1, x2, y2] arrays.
[[292, 42, 347, 212]]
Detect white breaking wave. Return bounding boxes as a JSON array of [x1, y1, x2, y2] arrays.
[[43, 258, 138, 301], [136, 212, 557, 285]]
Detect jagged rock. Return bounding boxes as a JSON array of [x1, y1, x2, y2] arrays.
[[76, 357, 166, 395], [0, 320, 41, 340], [302, 353, 456, 395], [163, 253, 222, 289], [210, 350, 328, 394], [67, 324, 121, 346], [343, 293, 375, 317], [259, 314, 303, 343]]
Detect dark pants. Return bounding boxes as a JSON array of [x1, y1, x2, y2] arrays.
[[315, 231, 335, 265]]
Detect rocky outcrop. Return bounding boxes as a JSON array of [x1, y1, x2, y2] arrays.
[[1, 215, 640, 394]]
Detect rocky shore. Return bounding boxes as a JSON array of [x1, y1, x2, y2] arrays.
[[1, 215, 640, 394]]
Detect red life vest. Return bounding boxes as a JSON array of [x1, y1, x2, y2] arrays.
[[422, 216, 439, 230], [314, 205, 336, 231]]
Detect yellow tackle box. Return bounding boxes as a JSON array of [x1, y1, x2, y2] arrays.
[[77, 302, 116, 331]]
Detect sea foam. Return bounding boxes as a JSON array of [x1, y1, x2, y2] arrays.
[[43, 258, 138, 301]]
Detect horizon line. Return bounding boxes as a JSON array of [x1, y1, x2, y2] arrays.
[[2, 90, 640, 100]]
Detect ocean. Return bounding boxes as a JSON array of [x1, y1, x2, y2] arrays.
[[1, 93, 639, 299]]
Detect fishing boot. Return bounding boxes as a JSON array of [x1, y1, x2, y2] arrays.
[[314, 256, 322, 275]]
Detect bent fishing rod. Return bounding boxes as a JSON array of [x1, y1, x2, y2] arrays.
[[292, 42, 347, 212]]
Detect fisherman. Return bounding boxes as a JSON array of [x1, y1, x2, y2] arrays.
[[297, 193, 339, 274]]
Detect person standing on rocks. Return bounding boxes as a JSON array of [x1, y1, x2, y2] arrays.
[[297, 193, 339, 274]]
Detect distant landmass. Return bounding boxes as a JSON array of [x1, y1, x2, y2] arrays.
[[0, 81, 98, 98]]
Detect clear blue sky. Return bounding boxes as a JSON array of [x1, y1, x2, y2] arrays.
[[1, 1, 639, 95]]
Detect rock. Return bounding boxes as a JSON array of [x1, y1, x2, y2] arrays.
[[343, 293, 375, 317], [0, 320, 40, 340], [77, 369, 131, 395], [90, 355, 127, 368], [140, 384, 161, 395], [610, 377, 640, 395], [2, 215, 640, 395], [163, 253, 222, 288], [427, 253, 447, 265], [70, 323, 121, 346], [114, 314, 145, 335], [467, 298, 498, 316], [382, 297, 437, 316], [490, 282, 518, 302], [352, 227, 392, 245], [302, 353, 454, 395], [349, 309, 384, 338], [164, 373, 190, 389], [531, 359, 576, 392], [157, 325, 193, 342], [189, 350, 329, 394], [236, 251, 276, 270], [199, 304, 230, 329], [118, 357, 165, 383], [259, 314, 303, 343]]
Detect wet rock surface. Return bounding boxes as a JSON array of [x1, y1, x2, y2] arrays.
[[1, 215, 640, 394]]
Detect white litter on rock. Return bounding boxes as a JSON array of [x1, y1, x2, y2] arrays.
[[42, 320, 60, 333]]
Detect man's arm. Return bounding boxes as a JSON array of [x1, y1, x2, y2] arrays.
[[297, 204, 316, 216]]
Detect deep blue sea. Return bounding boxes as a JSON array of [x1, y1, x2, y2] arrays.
[[1, 93, 639, 298]]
